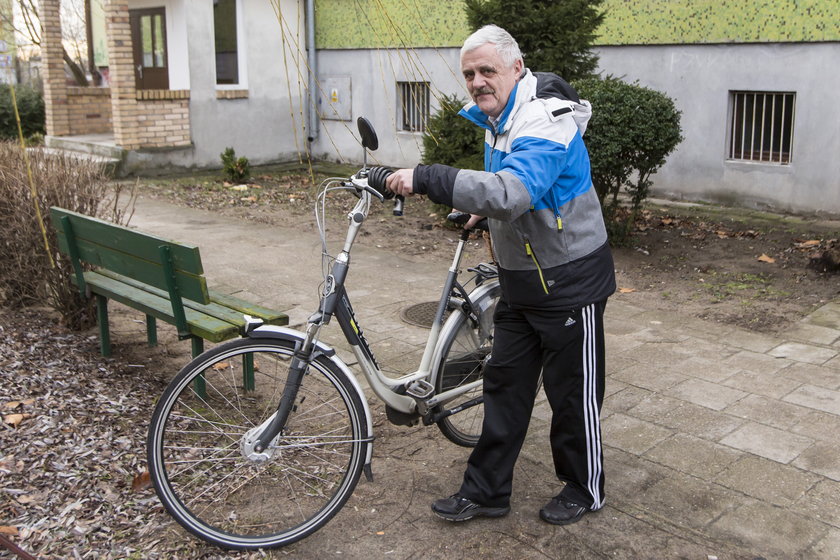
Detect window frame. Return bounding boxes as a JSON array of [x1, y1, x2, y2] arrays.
[[397, 81, 431, 134], [727, 90, 796, 165], [213, 0, 247, 90]]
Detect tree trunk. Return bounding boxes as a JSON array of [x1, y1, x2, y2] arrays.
[[62, 49, 89, 87]]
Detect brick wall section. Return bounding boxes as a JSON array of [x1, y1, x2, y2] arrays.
[[40, 0, 70, 137], [67, 87, 113, 135], [105, 0, 191, 150]]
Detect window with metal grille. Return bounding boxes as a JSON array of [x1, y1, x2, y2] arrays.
[[728, 91, 796, 164], [398, 82, 430, 133]]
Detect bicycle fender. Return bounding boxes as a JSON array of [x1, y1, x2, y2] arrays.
[[429, 280, 501, 375], [247, 325, 375, 471]]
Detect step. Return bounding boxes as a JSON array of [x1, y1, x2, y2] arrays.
[[31, 146, 123, 176], [45, 134, 126, 160]]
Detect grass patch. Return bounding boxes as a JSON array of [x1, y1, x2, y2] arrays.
[[701, 271, 790, 302]]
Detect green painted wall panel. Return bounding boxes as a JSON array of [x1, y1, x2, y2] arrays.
[[597, 0, 840, 45], [315, 0, 840, 49], [315, 0, 470, 49]]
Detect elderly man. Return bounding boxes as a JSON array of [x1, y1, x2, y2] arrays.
[[386, 25, 615, 526]]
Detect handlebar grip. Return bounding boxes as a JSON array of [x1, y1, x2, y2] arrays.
[[366, 166, 394, 199], [446, 211, 470, 225], [393, 195, 404, 216], [446, 211, 489, 231]]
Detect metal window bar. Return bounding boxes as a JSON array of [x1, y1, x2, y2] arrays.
[[788, 96, 796, 164], [728, 91, 795, 165], [770, 94, 777, 162], [779, 94, 787, 163], [758, 94, 766, 162]]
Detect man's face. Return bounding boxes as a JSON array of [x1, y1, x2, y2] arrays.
[[461, 43, 522, 119]]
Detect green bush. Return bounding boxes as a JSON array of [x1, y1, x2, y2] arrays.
[[220, 147, 250, 182], [422, 94, 483, 170], [464, 0, 605, 82], [0, 142, 132, 329], [575, 76, 683, 241], [0, 84, 46, 141]]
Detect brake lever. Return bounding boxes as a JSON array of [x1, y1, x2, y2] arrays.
[[349, 174, 386, 202]]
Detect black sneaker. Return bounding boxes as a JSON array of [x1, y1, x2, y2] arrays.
[[539, 496, 591, 526], [431, 494, 510, 522]]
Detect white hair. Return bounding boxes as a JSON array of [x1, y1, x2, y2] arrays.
[[460, 25, 523, 69]]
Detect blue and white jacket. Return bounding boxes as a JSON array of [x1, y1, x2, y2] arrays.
[[413, 69, 615, 310]]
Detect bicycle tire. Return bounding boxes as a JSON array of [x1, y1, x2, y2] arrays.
[[432, 280, 500, 447], [147, 337, 370, 550]]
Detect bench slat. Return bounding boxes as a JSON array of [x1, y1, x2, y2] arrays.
[[51, 208, 210, 304], [208, 290, 289, 324], [84, 272, 239, 342], [51, 208, 204, 271], [96, 270, 288, 329]]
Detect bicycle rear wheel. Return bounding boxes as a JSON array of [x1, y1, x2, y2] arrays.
[[433, 281, 500, 447], [147, 337, 370, 550]]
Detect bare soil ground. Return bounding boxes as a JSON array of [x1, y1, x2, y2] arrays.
[[2, 166, 838, 559]]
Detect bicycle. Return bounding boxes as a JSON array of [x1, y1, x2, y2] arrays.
[[147, 117, 500, 550]]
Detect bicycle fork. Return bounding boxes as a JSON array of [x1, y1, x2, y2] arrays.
[[251, 324, 321, 455], [250, 252, 351, 454]]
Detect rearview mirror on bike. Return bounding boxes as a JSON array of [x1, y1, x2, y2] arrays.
[[357, 116, 378, 151], [355, 116, 404, 216]]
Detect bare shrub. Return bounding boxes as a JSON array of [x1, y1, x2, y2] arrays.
[[0, 143, 134, 329]]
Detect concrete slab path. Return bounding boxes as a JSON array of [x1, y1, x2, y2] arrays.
[[130, 194, 840, 559]]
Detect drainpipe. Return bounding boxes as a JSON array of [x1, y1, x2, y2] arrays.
[[306, 0, 319, 145]]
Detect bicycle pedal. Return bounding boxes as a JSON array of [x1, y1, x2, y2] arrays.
[[405, 379, 434, 400]]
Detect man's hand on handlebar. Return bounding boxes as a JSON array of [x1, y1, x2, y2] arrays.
[[385, 169, 414, 197], [465, 214, 485, 230]]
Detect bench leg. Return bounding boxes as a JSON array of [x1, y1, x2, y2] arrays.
[[146, 315, 157, 347], [96, 295, 111, 357], [191, 337, 204, 357], [243, 352, 255, 392], [192, 337, 206, 398]]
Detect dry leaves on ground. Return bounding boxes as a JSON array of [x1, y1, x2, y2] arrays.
[[0, 309, 265, 559]]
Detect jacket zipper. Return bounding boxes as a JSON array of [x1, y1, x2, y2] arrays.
[[524, 236, 550, 294], [489, 129, 499, 163]]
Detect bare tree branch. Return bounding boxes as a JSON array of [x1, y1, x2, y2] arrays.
[[7, 0, 90, 85]]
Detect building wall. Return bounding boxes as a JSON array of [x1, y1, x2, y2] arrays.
[[67, 87, 112, 134], [172, 0, 306, 169], [311, 48, 466, 167], [596, 42, 840, 214], [105, 0, 191, 151]]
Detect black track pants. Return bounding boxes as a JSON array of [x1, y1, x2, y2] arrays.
[[458, 299, 607, 510]]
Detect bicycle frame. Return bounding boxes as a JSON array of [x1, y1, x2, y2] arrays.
[[148, 119, 503, 551], [312, 186, 486, 414], [248, 178, 492, 452]]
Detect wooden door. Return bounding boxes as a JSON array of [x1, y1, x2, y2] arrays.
[[129, 8, 169, 90]]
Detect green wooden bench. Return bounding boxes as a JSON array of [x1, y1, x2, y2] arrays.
[[50, 207, 288, 390]]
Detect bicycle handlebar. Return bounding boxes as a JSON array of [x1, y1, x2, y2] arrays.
[[447, 211, 489, 232], [356, 166, 403, 216]]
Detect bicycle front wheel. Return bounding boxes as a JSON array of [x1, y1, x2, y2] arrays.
[[147, 337, 370, 550], [433, 280, 500, 447]]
